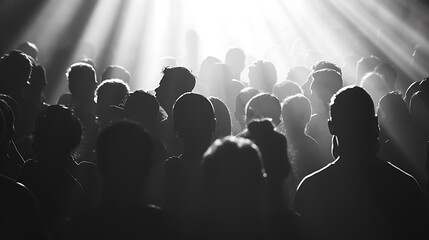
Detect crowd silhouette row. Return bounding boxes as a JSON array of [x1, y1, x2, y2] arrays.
[[0, 41, 429, 240]]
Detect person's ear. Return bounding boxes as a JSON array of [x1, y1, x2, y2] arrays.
[[328, 119, 336, 135]]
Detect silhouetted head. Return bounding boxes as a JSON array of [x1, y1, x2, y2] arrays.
[[356, 56, 381, 85], [66, 62, 97, 101], [198, 56, 221, 82], [273, 80, 303, 102], [360, 72, 389, 107], [225, 48, 245, 80], [32, 105, 82, 163], [282, 94, 311, 134], [203, 136, 265, 205], [97, 120, 154, 188], [95, 79, 129, 110], [208, 97, 231, 140], [328, 87, 378, 155], [241, 119, 290, 181], [155, 67, 196, 115], [246, 93, 281, 126], [377, 92, 411, 139], [101, 65, 131, 84], [235, 87, 260, 130], [310, 69, 343, 105], [17, 41, 38, 61], [375, 63, 397, 91], [173, 93, 215, 143], [248, 60, 277, 93], [0, 50, 32, 100], [286, 65, 311, 86], [124, 90, 160, 124], [313, 61, 342, 76]]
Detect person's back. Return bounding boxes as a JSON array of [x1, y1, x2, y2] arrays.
[[294, 86, 429, 240]]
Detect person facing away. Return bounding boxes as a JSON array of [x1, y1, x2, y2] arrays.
[[17, 105, 84, 233], [155, 66, 196, 156], [201, 136, 266, 240], [146, 93, 215, 239], [56, 120, 175, 240], [294, 86, 429, 240], [248, 60, 278, 94], [225, 47, 246, 81], [234, 87, 260, 134]]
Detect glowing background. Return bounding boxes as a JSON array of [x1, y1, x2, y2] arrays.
[[0, 0, 428, 103]]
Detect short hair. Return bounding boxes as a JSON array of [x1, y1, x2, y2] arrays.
[[377, 91, 411, 125], [17, 41, 38, 60], [286, 65, 311, 86], [203, 136, 265, 200], [310, 69, 343, 102], [124, 90, 160, 121], [330, 86, 375, 137], [97, 120, 154, 183], [95, 79, 129, 107], [66, 62, 97, 95], [282, 94, 312, 129], [273, 80, 303, 102], [360, 72, 389, 106], [248, 60, 277, 93], [33, 105, 82, 153], [173, 93, 215, 138], [236, 87, 260, 116], [101, 65, 131, 84], [312, 61, 342, 76], [245, 93, 281, 126], [0, 50, 32, 94], [161, 66, 196, 93], [356, 56, 381, 85]]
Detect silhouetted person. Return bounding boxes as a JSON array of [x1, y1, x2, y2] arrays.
[[360, 72, 389, 108], [0, 103, 48, 240], [282, 94, 321, 199], [273, 79, 303, 103], [95, 79, 129, 129], [194, 56, 221, 96], [285, 65, 311, 87], [100, 65, 131, 84], [240, 120, 302, 240], [377, 92, 427, 188], [306, 69, 343, 165], [208, 97, 231, 140], [355, 55, 381, 86], [155, 66, 196, 156], [248, 60, 277, 93], [302, 61, 342, 97], [294, 86, 429, 240], [17, 105, 84, 233], [225, 47, 246, 81], [245, 93, 281, 128], [375, 63, 397, 92], [201, 136, 265, 240], [62, 62, 99, 161], [234, 87, 260, 133], [57, 121, 174, 240]]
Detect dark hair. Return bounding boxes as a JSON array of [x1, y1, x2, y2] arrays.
[[124, 90, 160, 121], [66, 62, 97, 95], [101, 65, 131, 83], [162, 67, 196, 93]]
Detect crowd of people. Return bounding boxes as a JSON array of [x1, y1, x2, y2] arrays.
[[0, 40, 429, 240]]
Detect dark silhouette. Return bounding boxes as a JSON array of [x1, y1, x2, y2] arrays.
[[273, 79, 303, 103], [239, 119, 302, 240], [377, 92, 427, 188], [248, 60, 278, 93], [155, 66, 196, 156], [17, 105, 84, 233], [17, 41, 39, 61], [100, 65, 131, 84], [302, 61, 342, 96], [245, 93, 281, 127], [208, 97, 232, 140], [355, 55, 381, 86], [95, 78, 129, 129], [282, 94, 321, 199], [294, 86, 429, 239], [306, 69, 343, 165], [57, 121, 174, 240], [225, 47, 246, 81], [410, 77, 429, 139], [234, 87, 260, 133], [201, 136, 265, 240]]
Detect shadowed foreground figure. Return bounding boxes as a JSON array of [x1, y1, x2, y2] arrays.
[[294, 86, 429, 240]]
